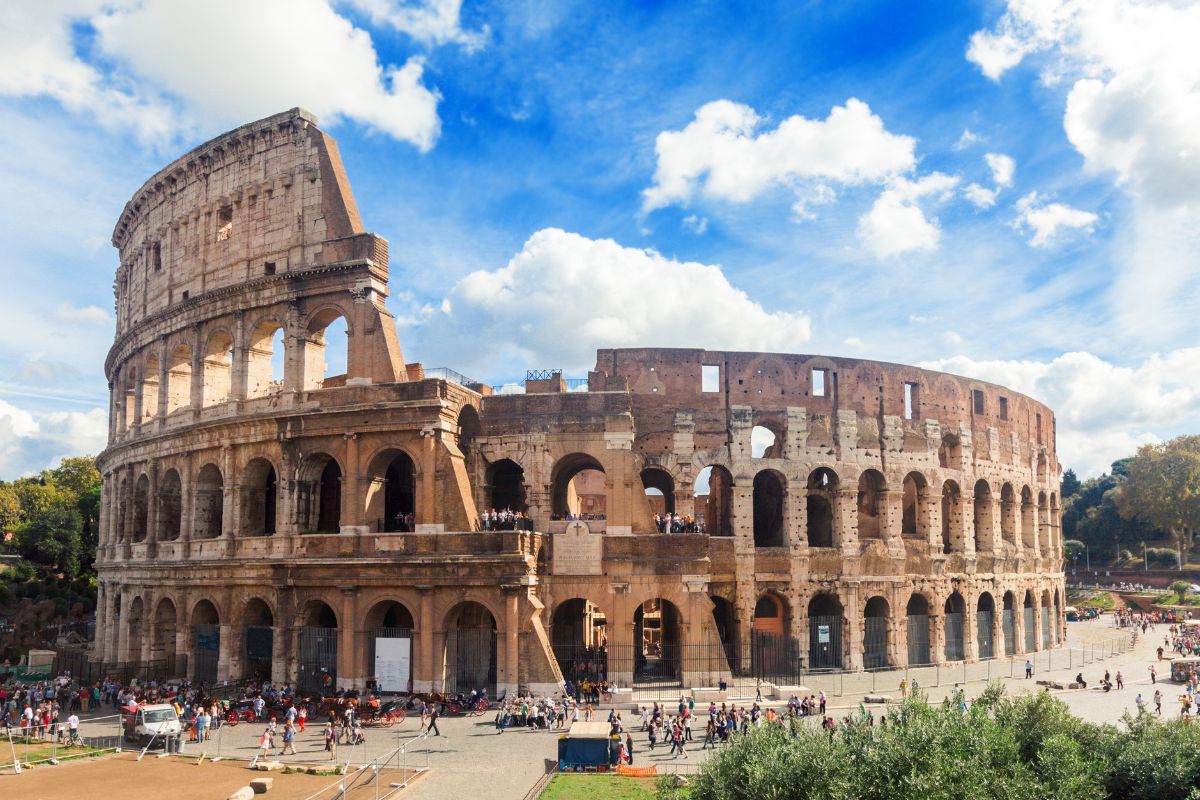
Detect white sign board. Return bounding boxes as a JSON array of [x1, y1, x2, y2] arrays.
[[817, 625, 830, 644], [374, 637, 411, 693], [553, 523, 604, 575]]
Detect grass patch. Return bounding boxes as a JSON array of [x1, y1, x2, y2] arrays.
[[1154, 592, 1200, 607], [8, 741, 107, 765], [1067, 589, 1116, 610], [539, 773, 657, 800]]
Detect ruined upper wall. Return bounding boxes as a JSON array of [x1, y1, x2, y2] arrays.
[[110, 108, 372, 334]]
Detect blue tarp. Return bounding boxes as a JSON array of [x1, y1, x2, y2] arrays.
[[558, 736, 616, 769]]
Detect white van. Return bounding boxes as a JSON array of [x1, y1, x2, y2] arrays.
[[123, 704, 182, 746]]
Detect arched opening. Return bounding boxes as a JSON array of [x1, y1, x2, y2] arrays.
[[551, 453, 606, 520], [694, 465, 732, 536], [807, 468, 838, 548], [298, 454, 341, 534], [298, 600, 338, 693], [857, 470, 886, 539], [751, 593, 793, 681], [752, 594, 785, 636], [132, 474, 149, 543], [751, 425, 780, 458], [166, 344, 192, 414], [486, 458, 527, 516], [551, 598, 608, 686], [121, 368, 136, 431], [304, 310, 349, 390], [193, 464, 224, 539], [941, 480, 962, 554], [457, 404, 480, 451], [1002, 591, 1016, 656], [366, 600, 415, 693], [634, 599, 682, 686], [1049, 494, 1060, 551], [752, 470, 785, 547], [1037, 492, 1049, 551], [973, 479, 994, 552], [151, 598, 177, 673], [116, 476, 129, 542], [943, 592, 965, 661], [864, 596, 890, 669], [901, 472, 926, 538], [938, 432, 961, 469], [157, 469, 182, 541], [202, 331, 233, 406], [977, 592, 996, 659], [191, 599, 220, 684], [1000, 484, 1017, 545], [241, 458, 277, 536], [1053, 588, 1062, 643], [242, 598, 274, 682], [641, 467, 676, 518], [1023, 590, 1037, 652], [1041, 589, 1053, 648], [126, 596, 145, 664], [808, 594, 843, 669], [141, 355, 160, 423], [906, 594, 931, 665], [444, 601, 497, 695], [1020, 487, 1035, 548], [383, 452, 417, 532], [247, 319, 285, 398], [710, 596, 736, 667]]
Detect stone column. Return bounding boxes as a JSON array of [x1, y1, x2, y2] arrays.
[[844, 585, 862, 671], [93, 583, 108, 664], [176, 598, 191, 680], [925, 491, 943, 558], [156, 346, 170, 423], [342, 433, 362, 530], [836, 487, 858, 554], [881, 489, 905, 556], [271, 625, 288, 685], [1032, 595, 1044, 652], [116, 593, 130, 665], [338, 587, 358, 689], [415, 588, 434, 693], [963, 594, 978, 662], [230, 312, 248, 402], [1012, 601, 1026, 656], [141, 589, 156, 666], [217, 622, 233, 682], [503, 588, 521, 696], [146, 462, 159, 556]]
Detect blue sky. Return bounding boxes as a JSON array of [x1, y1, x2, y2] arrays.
[[0, 0, 1197, 478]]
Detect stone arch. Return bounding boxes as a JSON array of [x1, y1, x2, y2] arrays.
[[241, 596, 275, 681], [246, 317, 286, 398], [298, 452, 342, 534], [641, 467, 676, 516], [126, 595, 145, 663], [298, 598, 339, 692], [863, 595, 891, 668], [157, 468, 182, 541], [151, 596, 177, 669], [202, 329, 234, 406], [857, 469, 886, 539], [751, 424, 781, 458], [444, 600, 498, 694], [193, 463, 224, 539], [752, 469, 786, 547], [132, 473, 150, 543], [977, 591, 996, 658], [1000, 483, 1017, 544], [551, 452, 606, 519], [365, 447, 418, 532], [943, 591, 966, 661], [456, 405, 480, 455], [807, 467, 839, 548], [166, 342, 192, 414], [752, 592, 788, 636], [973, 479, 994, 552], [364, 599, 417, 691], [190, 597, 221, 684], [808, 593, 844, 669], [901, 471, 927, 538], [938, 432, 962, 469], [694, 464, 733, 536], [485, 458, 527, 514], [241, 457, 278, 536], [550, 597, 609, 683], [905, 592, 932, 665], [303, 305, 351, 390], [1020, 486, 1035, 548], [634, 598, 684, 684], [941, 480, 963, 553], [141, 353, 160, 423]]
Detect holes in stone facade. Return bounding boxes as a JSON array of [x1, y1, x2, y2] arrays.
[[751, 425, 779, 458], [901, 471, 926, 537], [806, 468, 837, 547], [486, 458, 526, 514], [972, 389, 985, 415], [812, 368, 828, 397], [752, 470, 785, 547]]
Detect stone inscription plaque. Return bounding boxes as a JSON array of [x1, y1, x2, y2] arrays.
[[553, 522, 603, 575]]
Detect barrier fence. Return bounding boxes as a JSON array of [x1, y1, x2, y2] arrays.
[[4, 713, 124, 773]]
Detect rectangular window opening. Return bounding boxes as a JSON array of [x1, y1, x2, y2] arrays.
[[701, 365, 720, 392], [999, 396, 1009, 421], [152, 243, 162, 272], [812, 368, 827, 397], [216, 206, 233, 242], [972, 389, 985, 415], [181, 290, 189, 301], [904, 382, 919, 420], [264, 261, 276, 276]]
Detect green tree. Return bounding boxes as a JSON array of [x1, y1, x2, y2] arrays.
[[13, 507, 83, 578], [1117, 436, 1200, 559], [0, 483, 21, 532], [1169, 580, 1191, 601], [1062, 469, 1081, 499]]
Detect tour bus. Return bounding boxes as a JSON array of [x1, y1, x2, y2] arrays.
[[123, 703, 182, 746]]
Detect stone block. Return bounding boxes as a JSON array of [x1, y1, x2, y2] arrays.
[[254, 761, 284, 771], [227, 788, 255, 800], [250, 777, 274, 794], [863, 694, 891, 704]]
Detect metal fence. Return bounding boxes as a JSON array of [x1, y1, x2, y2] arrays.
[[299, 626, 338, 693], [4, 713, 124, 774], [444, 628, 496, 695]]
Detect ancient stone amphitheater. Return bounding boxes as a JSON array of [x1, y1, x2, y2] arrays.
[[93, 109, 1065, 696]]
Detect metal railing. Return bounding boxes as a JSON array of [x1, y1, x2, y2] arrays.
[[4, 713, 124, 774], [300, 730, 431, 800]]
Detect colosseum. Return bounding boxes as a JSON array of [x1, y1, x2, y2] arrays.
[[92, 108, 1066, 698]]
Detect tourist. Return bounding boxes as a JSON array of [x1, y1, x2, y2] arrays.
[[1025, 660, 1033, 679], [280, 720, 297, 755]]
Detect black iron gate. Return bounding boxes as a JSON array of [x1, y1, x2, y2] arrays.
[[444, 628, 496, 695], [907, 614, 931, 665], [1024, 607, 1036, 652], [808, 615, 842, 669], [244, 626, 273, 681], [751, 632, 801, 684], [1041, 607, 1051, 648], [944, 613, 964, 661], [864, 616, 889, 669], [977, 610, 994, 659], [1002, 609, 1015, 656], [299, 626, 338, 693], [633, 643, 682, 687], [194, 624, 220, 685]]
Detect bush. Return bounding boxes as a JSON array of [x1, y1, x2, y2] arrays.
[[1145, 547, 1180, 568]]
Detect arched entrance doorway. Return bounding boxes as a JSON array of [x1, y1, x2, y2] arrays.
[[192, 599, 220, 684], [551, 598, 608, 685], [864, 596, 890, 669], [1041, 589, 1053, 648], [1002, 591, 1016, 656], [126, 596, 145, 663], [383, 453, 416, 531], [944, 592, 965, 661], [444, 602, 497, 695], [752, 471, 785, 547], [151, 598, 177, 674], [298, 601, 338, 693], [242, 598, 274, 681], [640, 468, 675, 518], [486, 459, 527, 514], [693, 465, 733, 535], [906, 594, 931, 665], [242, 459, 277, 536], [1023, 591, 1037, 652], [807, 469, 838, 547], [634, 599, 682, 687], [366, 600, 415, 693], [808, 594, 843, 669], [977, 593, 996, 659], [751, 594, 795, 682], [551, 454, 606, 520]]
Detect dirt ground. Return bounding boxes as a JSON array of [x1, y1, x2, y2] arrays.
[[0, 751, 421, 799]]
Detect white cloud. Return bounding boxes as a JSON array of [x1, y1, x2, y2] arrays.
[[0, 399, 106, 477], [642, 98, 917, 216], [414, 228, 812, 375], [966, 24, 1036, 80], [342, 0, 488, 50], [682, 214, 709, 234], [0, 0, 442, 149], [965, 184, 999, 209], [856, 172, 959, 258], [55, 302, 111, 327], [1013, 191, 1098, 246], [986, 152, 1016, 188], [923, 348, 1200, 478], [955, 128, 985, 150]]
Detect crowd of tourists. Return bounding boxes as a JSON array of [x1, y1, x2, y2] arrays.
[[654, 514, 703, 534], [479, 508, 534, 531]]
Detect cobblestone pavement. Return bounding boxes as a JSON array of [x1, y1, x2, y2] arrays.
[[64, 618, 1173, 800]]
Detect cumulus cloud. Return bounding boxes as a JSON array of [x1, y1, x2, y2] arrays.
[[415, 228, 811, 375], [923, 348, 1200, 478], [964, 184, 999, 209], [0, 399, 106, 477], [681, 214, 709, 234], [1013, 191, 1098, 246], [954, 128, 985, 150], [964, 152, 1016, 209], [342, 0, 488, 50], [641, 98, 917, 216], [55, 302, 112, 327], [856, 173, 959, 257], [0, 0, 442, 149]]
